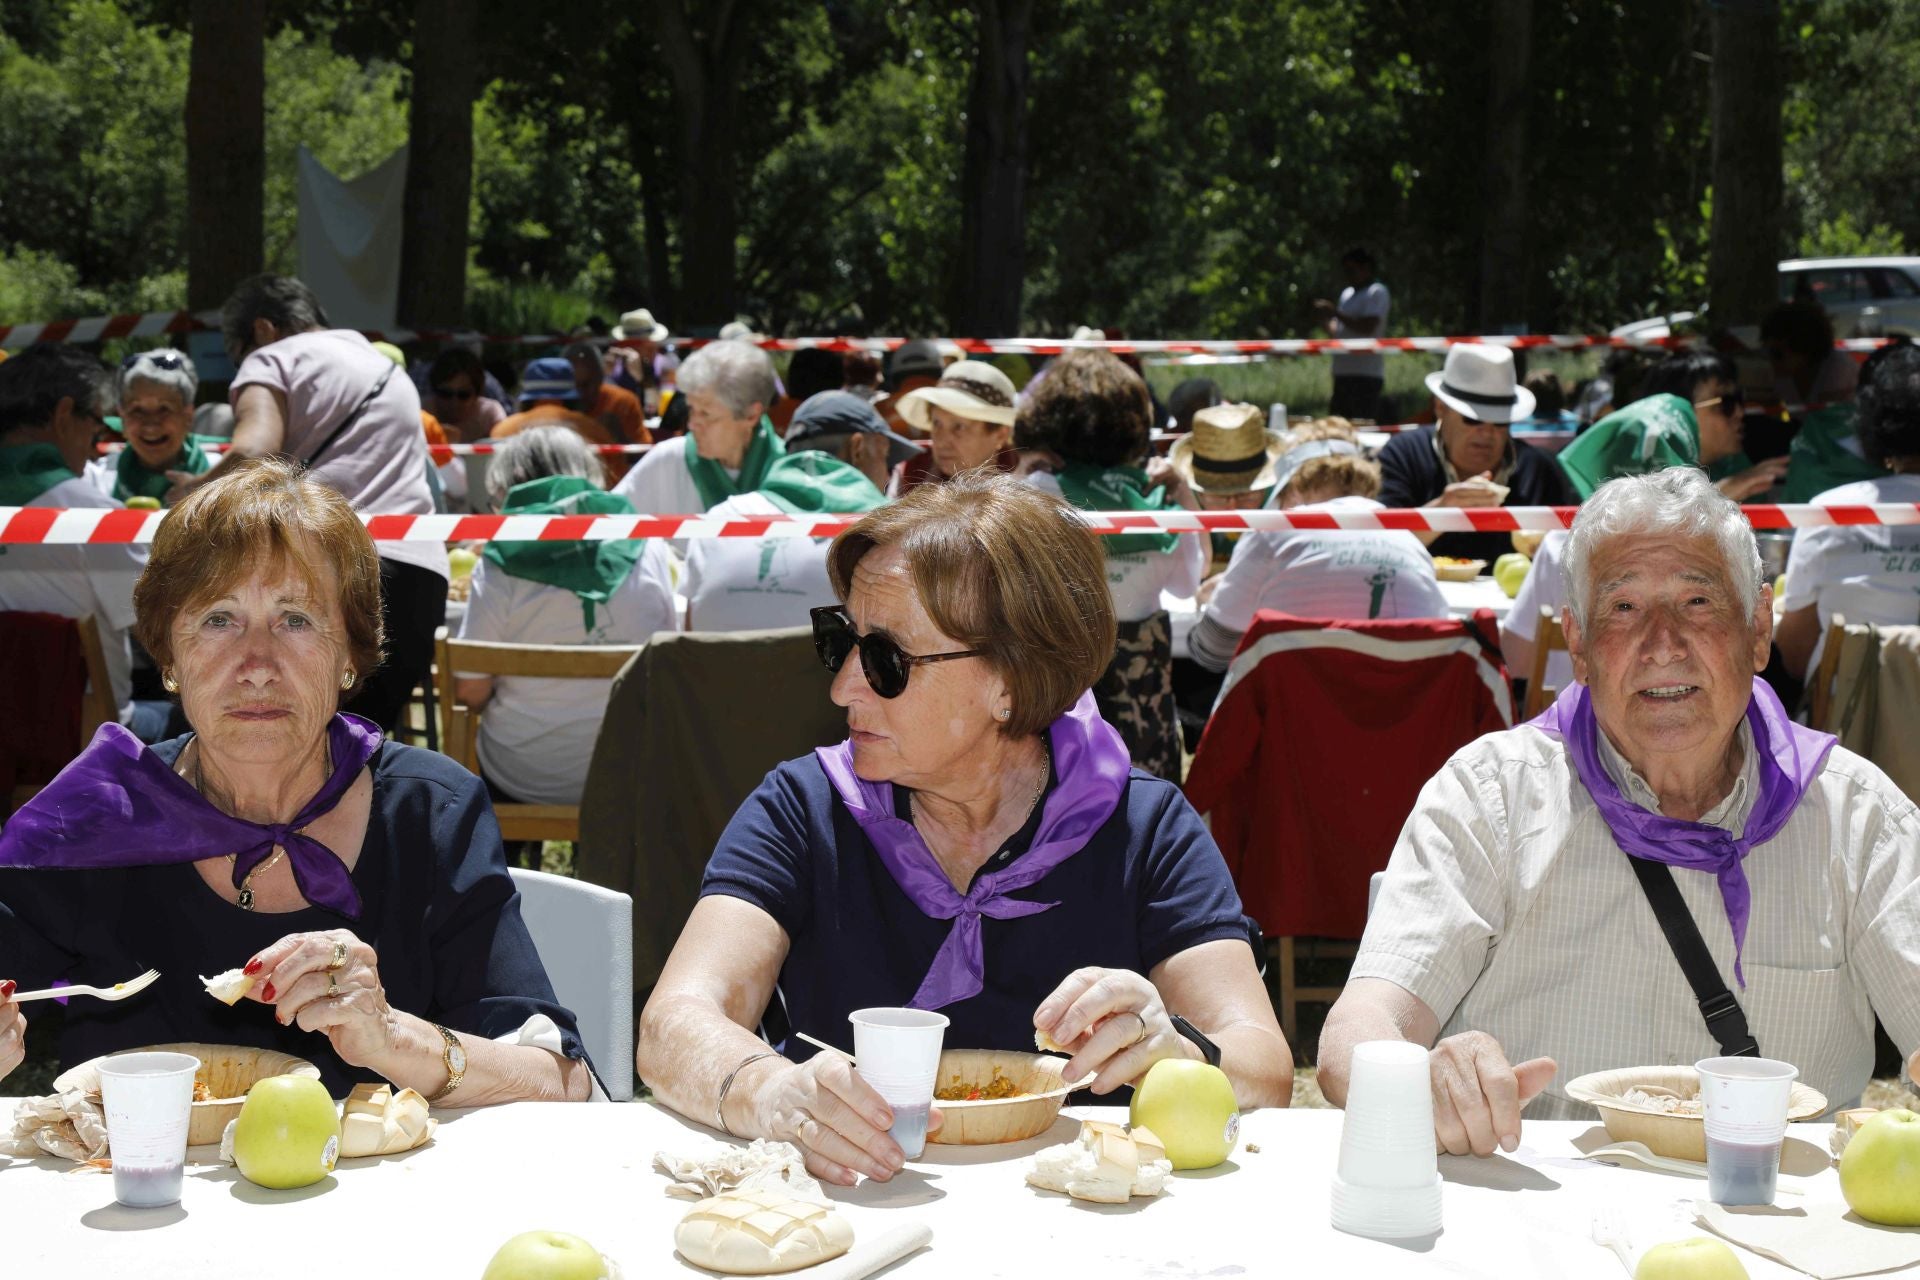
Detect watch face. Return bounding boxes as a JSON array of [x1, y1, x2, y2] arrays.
[[448, 1042, 467, 1073]]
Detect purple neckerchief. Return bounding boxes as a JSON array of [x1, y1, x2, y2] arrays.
[[0, 714, 384, 918], [1530, 678, 1834, 987], [815, 691, 1131, 1010]]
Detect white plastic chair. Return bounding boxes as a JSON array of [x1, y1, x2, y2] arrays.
[[509, 868, 635, 1101]]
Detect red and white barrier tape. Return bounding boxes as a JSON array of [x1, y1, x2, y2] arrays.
[[6, 504, 1917, 545], [2, 305, 1897, 355]]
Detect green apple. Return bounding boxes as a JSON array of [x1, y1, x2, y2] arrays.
[[1633, 1237, 1749, 1280], [1129, 1058, 1239, 1170], [449, 547, 480, 579], [1841, 1108, 1920, 1225], [231, 1074, 340, 1190], [481, 1231, 621, 1280], [1492, 552, 1531, 598]]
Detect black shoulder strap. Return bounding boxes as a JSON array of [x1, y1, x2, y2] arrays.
[[302, 362, 397, 469], [1625, 854, 1759, 1057]]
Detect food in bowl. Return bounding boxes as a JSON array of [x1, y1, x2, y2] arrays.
[[927, 1049, 1076, 1145], [1566, 1065, 1827, 1163], [1618, 1085, 1703, 1116], [935, 1067, 1027, 1102], [1431, 556, 1488, 582]]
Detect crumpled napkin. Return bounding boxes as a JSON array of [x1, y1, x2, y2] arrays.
[[4, 1090, 110, 1162], [653, 1138, 827, 1205], [1694, 1199, 1920, 1280]]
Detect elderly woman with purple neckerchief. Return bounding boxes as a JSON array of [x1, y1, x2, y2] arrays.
[[639, 472, 1290, 1187]]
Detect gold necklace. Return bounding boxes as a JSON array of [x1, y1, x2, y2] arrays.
[[909, 743, 1051, 841], [191, 741, 327, 911]]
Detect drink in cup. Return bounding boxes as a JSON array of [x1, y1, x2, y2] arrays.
[[1696, 1055, 1799, 1206], [96, 1051, 201, 1208], [848, 1007, 948, 1161]]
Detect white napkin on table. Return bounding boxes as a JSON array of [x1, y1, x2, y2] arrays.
[[4, 1090, 109, 1162], [1695, 1199, 1920, 1279]]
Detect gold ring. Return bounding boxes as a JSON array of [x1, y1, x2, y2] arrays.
[[1130, 1012, 1149, 1047], [327, 973, 339, 998], [327, 940, 348, 971]]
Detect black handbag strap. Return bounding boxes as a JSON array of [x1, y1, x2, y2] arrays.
[[302, 363, 396, 468], [1626, 854, 1760, 1057]]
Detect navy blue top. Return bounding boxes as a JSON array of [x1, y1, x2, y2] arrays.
[[0, 738, 588, 1095], [700, 755, 1255, 1060], [1376, 424, 1577, 562]]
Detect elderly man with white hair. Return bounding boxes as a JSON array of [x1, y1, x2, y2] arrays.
[[1318, 466, 1920, 1157], [612, 339, 784, 515]]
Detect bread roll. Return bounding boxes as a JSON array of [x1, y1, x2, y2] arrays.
[[200, 969, 256, 1005], [674, 1190, 854, 1275], [1025, 1120, 1172, 1203]]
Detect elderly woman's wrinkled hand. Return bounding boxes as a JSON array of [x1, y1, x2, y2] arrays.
[[0, 980, 24, 1083], [246, 930, 398, 1068], [1144, 456, 1199, 511], [749, 1053, 935, 1187], [1034, 966, 1182, 1094], [1428, 1030, 1556, 1157]]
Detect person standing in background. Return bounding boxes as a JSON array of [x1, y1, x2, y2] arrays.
[[1314, 248, 1391, 422]]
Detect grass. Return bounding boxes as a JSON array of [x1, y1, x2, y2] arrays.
[[1139, 349, 1603, 422]]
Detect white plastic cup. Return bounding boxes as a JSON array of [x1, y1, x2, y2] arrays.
[[96, 1051, 200, 1208], [849, 1007, 948, 1160], [1697, 1056, 1798, 1206], [1269, 403, 1289, 434], [1331, 1040, 1443, 1239]]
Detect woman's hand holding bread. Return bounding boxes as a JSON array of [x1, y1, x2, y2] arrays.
[[1034, 966, 1189, 1094]]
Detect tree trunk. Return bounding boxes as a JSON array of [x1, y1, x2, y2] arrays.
[[1477, 0, 1532, 333], [951, 0, 1033, 337], [1707, 0, 1784, 331], [648, 0, 753, 327], [398, 0, 478, 329], [185, 0, 264, 312]]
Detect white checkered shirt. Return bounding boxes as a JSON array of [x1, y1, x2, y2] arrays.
[[1353, 719, 1920, 1119]]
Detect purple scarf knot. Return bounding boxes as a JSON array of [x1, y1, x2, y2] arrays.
[[1530, 678, 1834, 987], [0, 714, 384, 918], [816, 691, 1132, 1010]]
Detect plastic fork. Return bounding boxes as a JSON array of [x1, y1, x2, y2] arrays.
[[7, 969, 160, 1004], [1590, 1205, 1637, 1278]]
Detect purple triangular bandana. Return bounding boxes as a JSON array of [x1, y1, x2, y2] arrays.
[[0, 714, 384, 918], [1530, 678, 1834, 986], [815, 691, 1132, 1010]]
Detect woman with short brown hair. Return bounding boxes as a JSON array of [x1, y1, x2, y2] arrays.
[[0, 458, 593, 1104], [1015, 349, 1205, 780], [639, 472, 1289, 1187]]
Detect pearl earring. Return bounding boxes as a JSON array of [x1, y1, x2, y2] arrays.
[[996, 707, 1012, 721], [162, 670, 179, 693], [340, 670, 355, 691]]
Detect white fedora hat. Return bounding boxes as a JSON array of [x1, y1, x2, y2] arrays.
[[613, 307, 670, 342], [1423, 344, 1535, 424]]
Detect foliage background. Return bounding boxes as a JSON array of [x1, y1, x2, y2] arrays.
[[1, 0, 1916, 340]]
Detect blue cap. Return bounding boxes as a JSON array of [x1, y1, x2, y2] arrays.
[[519, 356, 580, 406]]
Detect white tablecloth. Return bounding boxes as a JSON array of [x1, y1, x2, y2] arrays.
[[1168, 577, 1512, 662], [2, 1100, 1859, 1279]]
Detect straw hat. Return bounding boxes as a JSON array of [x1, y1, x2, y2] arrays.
[[1168, 403, 1285, 493], [896, 360, 1018, 432]]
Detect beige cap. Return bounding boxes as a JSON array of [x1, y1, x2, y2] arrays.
[[896, 359, 1019, 431]]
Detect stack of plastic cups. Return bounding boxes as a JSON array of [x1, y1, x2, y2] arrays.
[[96, 1051, 201, 1208], [848, 1007, 949, 1160], [1697, 1056, 1799, 1206], [1331, 1040, 1444, 1239]]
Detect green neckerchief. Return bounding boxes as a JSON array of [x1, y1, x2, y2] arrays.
[[0, 444, 79, 507], [756, 450, 888, 516], [1055, 461, 1179, 556], [1555, 394, 1700, 500], [113, 435, 216, 504], [685, 415, 785, 510], [482, 476, 647, 634], [1785, 404, 1889, 502]]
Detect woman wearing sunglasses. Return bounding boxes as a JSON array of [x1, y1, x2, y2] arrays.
[[639, 474, 1290, 1187], [84, 350, 216, 506]]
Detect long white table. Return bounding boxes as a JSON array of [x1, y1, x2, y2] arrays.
[[3, 1100, 1871, 1279]]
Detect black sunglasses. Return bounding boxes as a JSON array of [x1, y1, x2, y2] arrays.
[[810, 606, 981, 698], [1693, 389, 1746, 416], [433, 385, 476, 401], [121, 350, 190, 372]]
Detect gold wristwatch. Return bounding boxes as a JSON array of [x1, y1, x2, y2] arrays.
[[425, 1024, 467, 1103]]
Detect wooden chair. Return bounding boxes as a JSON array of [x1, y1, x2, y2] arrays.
[[434, 631, 643, 843], [1806, 614, 1850, 732], [4, 612, 118, 814], [1522, 605, 1569, 720]]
